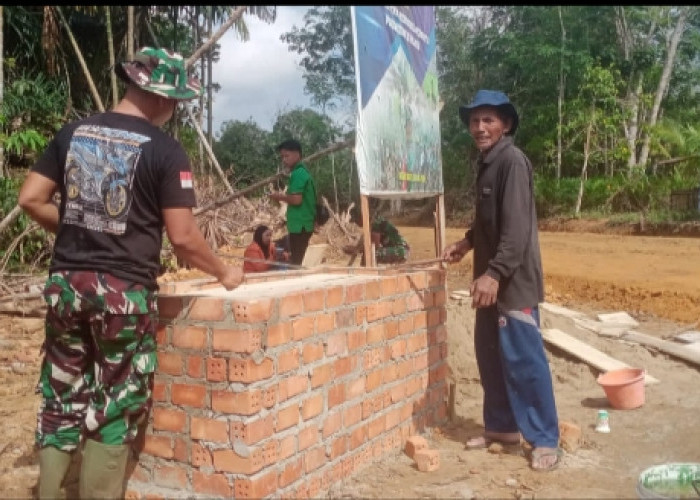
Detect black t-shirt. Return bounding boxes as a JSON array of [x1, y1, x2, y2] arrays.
[[32, 111, 197, 288]]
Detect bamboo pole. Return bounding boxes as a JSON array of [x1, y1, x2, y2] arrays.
[[55, 6, 105, 112], [185, 6, 247, 68]]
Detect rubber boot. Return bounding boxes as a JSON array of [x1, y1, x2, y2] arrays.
[[79, 439, 129, 500], [38, 446, 72, 499]]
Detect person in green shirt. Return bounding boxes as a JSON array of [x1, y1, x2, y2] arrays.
[[269, 139, 317, 265]]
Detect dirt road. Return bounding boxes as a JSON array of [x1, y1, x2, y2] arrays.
[[1, 226, 699, 498]]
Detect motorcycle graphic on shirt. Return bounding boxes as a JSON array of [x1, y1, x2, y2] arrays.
[[64, 125, 149, 235]]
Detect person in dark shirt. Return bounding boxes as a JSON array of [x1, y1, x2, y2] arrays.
[[18, 47, 244, 499], [442, 89, 561, 471]]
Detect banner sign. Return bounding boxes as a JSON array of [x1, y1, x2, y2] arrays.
[[351, 6, 443, 198]]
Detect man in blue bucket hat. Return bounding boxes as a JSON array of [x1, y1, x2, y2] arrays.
[[443, 89, 562, 471]]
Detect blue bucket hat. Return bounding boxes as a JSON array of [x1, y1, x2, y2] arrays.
[[459, 89, 519, 136]]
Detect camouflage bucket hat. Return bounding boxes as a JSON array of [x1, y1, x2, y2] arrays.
[[115, 46, 203, 100]]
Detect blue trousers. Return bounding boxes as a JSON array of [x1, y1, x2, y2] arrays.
[[474, 305, 559, 448]]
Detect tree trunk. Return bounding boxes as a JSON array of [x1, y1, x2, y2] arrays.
[[575, 118, 594, 216], [55, 7, 105, 112], [196, 8, 206, 175], [127, 6, 134, 59], [0, 6, 5, 178], [556, 6, 566, 180], [105, 6, 118, 108], [206, 13, 214, 147], [638, 7, 689, 168]]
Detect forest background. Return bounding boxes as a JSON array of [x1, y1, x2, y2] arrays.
[[1, 5, 699, 274]]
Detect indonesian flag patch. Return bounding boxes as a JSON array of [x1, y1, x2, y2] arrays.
[[180, 171, 193, 189]]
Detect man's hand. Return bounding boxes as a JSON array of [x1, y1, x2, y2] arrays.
[[442, 239, 471, 263], [219, 266, 244, 291], [470, 274, 499, 308]]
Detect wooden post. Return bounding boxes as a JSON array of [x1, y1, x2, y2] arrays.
[[361, 195, 373, 267], [435, 194, 446, 261]]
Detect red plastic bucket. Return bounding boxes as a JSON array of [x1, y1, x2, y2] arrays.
[[597, 367, 645, 410]]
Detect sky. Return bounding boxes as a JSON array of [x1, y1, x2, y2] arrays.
[[210, 6, 326, 135]]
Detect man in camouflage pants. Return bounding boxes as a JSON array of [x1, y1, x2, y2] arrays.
[[19, 47, 243, 499], [343, 210, 410, 265]]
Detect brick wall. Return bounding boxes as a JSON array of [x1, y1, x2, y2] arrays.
[[126, 269, 448, 499]]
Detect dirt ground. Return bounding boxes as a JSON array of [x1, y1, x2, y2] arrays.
[[2, 222, 700, 499]]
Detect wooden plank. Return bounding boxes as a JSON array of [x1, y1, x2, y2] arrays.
[[540, 302, 586, 319], [301, 244, 329, 268], [622, 330, 700, 368], [542, 328, 659, 385], [597, 311, 639, 327]]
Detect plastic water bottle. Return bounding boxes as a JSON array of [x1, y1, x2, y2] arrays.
[[595, 409, 610, 433]]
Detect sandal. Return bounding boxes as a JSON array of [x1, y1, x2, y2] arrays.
[[530, 447, 563, 471], [465, 434, 521, 450]]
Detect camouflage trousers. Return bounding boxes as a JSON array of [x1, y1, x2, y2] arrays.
[[36, 270, 157, 451], [376, 244, 410, 264]]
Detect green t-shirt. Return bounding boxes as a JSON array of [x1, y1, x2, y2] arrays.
[[286, 162, 316, 233]]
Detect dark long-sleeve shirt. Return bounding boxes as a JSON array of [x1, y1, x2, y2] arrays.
[[465, 136, 544, 310]]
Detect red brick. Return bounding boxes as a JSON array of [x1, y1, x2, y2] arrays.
[[324, 332, 347, 357], [232, 298, 273, 323], [330, 436, 348, 460], [191, 416, 228, 442], [143, 435, 173, 459], [291, 316, 315, 340], [414, 311, 428, 330], [311, 363, 333, 388], [366, 324, 384, 344], [298, 424, 319, 451], [279, 457, 303, 488], [334, 308, 355, 328], [152, 381, 167, 402], [212, 389, 261, 415], [212, 328, 262, 353], [279, 293, 304, 317], [390, 339, 407, 359], [303, 289, 325, 312], [229, 413, 275, 445], [153, 464, 187, 489], [279, 374, 308, 402], [368, 415, 385, 439], [228, 357, 274, 383], [328, 384, 345, 409], [407, 292, 425, 312], [191, 443, 212, 467], [302, 393, 324, 420], [428, 309, 440, 327], [414, 448, 440, 472], [187, 355, 203, 378], [266, 322, 291, 347], [303, 342, 324, 363], [399, 316, 414, 335], [350, 425, 368, 450], [407, 272, 427, 289], [192, 471, 231, 497], [365, 279, 381, 300], [172, 383, 206, 408], [234, 470, 278, 499], [404, 435, 428, 459], [304, 446, 327, 473], [206, 357, 227, 382], [156, 324, 168, 346], [347, 329, 366, 352], [276, 403, 300, 431], [392, 297, 407, 316], [262, 439, 279, 466], [173, 437, 187, 462], [355, 305, 367, 323], [381, 276, 398, 296], [172, 325, 207, 350], [157, 296, 184, 320], [315, 312, 335, 334], [188, 297, 225, 321], [322, 411, 342, 438], [345, 283, 365, 303], [262, 385, 277, 408], [279, 434, 297, 460], [343, 402, 362, 427], [362, 395, 383, 420], [278, 347, 299, 373], [326, 286, 344, 308], [213, 449, 263, 474], [365, 369, 382, 392], [334, 356, 355, 378], [156, 352, 182, 376], [152, 408, 186, 432]]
